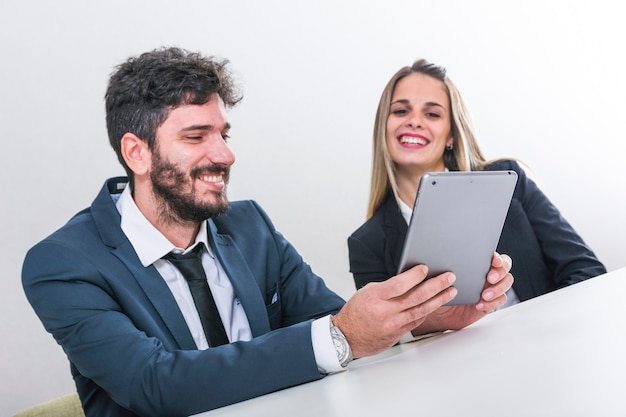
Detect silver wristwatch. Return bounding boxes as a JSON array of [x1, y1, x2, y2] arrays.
[[330, 316, 353, 367]]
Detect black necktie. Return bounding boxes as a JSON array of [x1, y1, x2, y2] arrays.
[[162, 243, 229, 347]]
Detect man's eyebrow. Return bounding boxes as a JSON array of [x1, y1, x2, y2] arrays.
[[180, 122, 231, 132]]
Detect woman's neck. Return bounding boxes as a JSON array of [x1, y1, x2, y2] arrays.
[[396, 174, 420, 209], [395, 163, 446, 208]]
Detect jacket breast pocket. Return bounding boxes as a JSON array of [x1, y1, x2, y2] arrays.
[[265, 290, 282, 330]]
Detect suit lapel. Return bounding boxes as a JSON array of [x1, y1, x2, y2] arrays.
[[113, 242, 198, 349], [93, 178, 197, 350], [381, 194, 409, 273], [207, 220, 271, 338]]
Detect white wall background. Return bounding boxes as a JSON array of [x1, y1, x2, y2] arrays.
[[1, 0, 624, 414]]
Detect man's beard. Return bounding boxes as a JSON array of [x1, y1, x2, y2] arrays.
[[150, 150, 230, 224]]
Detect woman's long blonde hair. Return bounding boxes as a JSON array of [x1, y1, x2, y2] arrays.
[[367, 59, 489, 219]]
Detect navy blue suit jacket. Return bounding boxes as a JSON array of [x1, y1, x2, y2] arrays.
[[348, 160, 606, 300], [22, 177, 345, 417]]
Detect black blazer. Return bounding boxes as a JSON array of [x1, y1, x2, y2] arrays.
[[348, 160, 606, 302]]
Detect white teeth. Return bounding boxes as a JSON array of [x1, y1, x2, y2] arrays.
[[200, 175, 223, 183], [400, 136, 427, 145]]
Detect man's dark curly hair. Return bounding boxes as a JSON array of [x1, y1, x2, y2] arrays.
[[105, 47, 242, 185]]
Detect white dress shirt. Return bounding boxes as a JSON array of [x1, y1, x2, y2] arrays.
[[114, 186, 343, 372]]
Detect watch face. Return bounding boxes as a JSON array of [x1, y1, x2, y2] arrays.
[[330, 319, 352, 367], [334, 338, 347, 360]]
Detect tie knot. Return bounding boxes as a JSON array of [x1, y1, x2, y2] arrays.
[[163, 243, 204, 262], [162, 243, 206, 282]]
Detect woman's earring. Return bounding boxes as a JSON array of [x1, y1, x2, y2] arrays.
[[446, 144, 454, 151]]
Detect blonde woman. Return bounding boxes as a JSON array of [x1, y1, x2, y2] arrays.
[[348, 59, 605, 309]]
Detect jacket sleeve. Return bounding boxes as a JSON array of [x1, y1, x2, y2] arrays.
[[347, 219, 397, 290], [493, 160, 606, 288]]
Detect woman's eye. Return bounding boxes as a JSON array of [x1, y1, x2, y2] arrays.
[[391, 108, 408, 116], [426, 112, 441, 118]]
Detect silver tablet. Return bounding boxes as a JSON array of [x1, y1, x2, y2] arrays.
[[397, 170, 518, 305]]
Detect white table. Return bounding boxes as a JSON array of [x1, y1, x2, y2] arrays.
[[197, 267, 626, 417]]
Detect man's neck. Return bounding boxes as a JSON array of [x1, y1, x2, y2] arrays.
[[154, 220, 201, 249], [132, 188, 201, 249]]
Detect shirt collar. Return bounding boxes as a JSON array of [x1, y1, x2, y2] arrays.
[[115, 185, 212, 267], [397, 198, 412, 225]]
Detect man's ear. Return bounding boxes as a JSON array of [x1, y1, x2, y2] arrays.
[[121, 133, 151, 176]]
